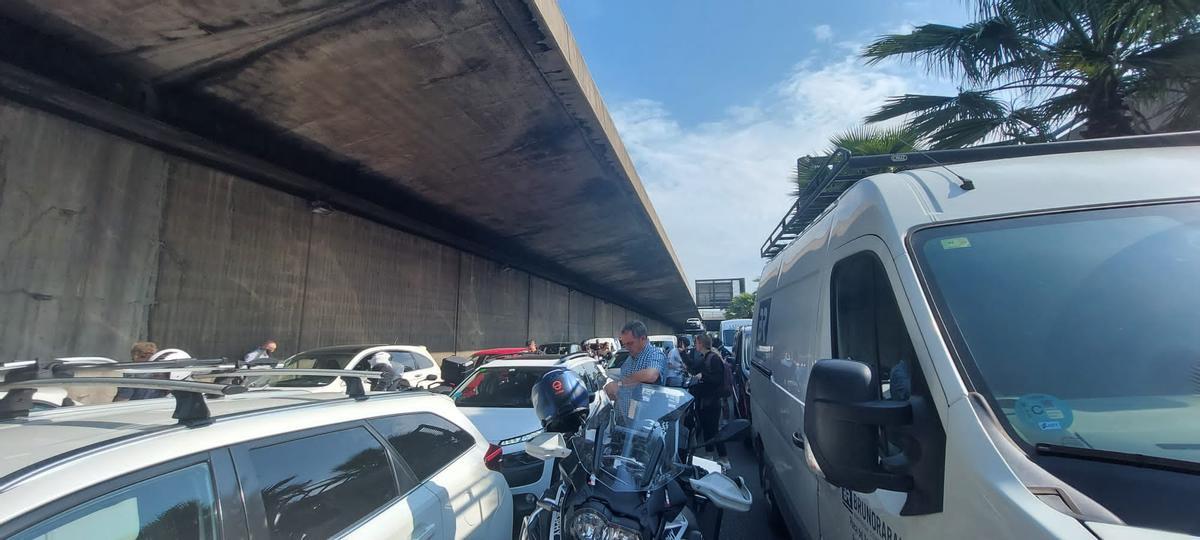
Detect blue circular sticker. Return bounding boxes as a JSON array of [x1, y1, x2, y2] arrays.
[[1014, 394, 1073, 432]]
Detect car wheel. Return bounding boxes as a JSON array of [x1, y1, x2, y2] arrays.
[[756, 439, 785, 530]]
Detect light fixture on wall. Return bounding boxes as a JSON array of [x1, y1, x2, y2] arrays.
[[309, 200, 334, 216]]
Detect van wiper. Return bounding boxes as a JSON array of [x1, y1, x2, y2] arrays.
[[1035, 443, 1200, 475]]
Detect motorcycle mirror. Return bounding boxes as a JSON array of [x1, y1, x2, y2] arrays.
[[688, 473, 753, 513], [525, 432, 572, 461], [689, 419, 751, 450]]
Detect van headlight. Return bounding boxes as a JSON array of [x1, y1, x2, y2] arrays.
[[568, 509, 640, 540]]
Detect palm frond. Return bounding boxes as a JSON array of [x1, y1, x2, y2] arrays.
[[926, 117, 1009, 149], [863, 16, 1036, 83]]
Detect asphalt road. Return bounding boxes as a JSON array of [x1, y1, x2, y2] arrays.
[[716, 438, 791, 540]]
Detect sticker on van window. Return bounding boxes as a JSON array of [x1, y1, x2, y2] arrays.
[[1014, 394, 1074, 432], [940, 237, 972, 250]]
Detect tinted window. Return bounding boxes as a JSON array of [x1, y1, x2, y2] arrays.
[[14, 463, 217, 540], [370, 414, 475, 480], [250, 427, 399, 539], [412, 353, 435, 370], [389, 351, 418, 371]]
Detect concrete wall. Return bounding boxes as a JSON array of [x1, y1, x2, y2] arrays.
[[0, 97, 674, 363]]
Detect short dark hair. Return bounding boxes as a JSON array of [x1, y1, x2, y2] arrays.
[[620, 320, 648, 339]]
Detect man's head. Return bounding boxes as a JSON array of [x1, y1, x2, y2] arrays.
[[619, 321, 649, 356], [526, 339, 538, 352], [695, 333, 712, 352], [263, 340, 277, 354], [131, 341, 158, 362]]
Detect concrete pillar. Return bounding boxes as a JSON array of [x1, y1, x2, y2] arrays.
[[455, 253, 529, 357]]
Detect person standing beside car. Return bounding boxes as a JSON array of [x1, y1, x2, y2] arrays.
[[604, 321, 667, 400], [244, 340, 277, 365], [688, 334, 728, 464], [114, 342, 167, 402]]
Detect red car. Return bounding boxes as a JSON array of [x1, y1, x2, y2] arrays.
[[470, 347, 528, 364]]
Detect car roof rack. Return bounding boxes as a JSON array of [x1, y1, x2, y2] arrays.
[[0, 358, 383, 426], [761, 130, 1200, 259]]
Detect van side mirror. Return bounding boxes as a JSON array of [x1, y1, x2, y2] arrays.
[[805, 359, 945, 515]]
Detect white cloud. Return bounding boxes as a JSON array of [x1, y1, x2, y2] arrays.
[[612, 56, 934, 287], [812, 24, 834, 42]]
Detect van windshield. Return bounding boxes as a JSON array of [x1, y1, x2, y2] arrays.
[[913, 202, 1200, 466]]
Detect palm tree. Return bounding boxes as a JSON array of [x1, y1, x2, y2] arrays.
[[862, 0, 1200, 148], [793, 125, 924, 196]]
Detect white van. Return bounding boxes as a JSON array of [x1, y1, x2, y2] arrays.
[[720, 318, 751, 353], [750, 133, 1200, 539]]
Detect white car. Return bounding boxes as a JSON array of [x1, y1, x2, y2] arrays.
[[752, 133, 1200, 539], [0, 382, 511, 538], [648, 334, 677, 351], [450, 354, 609, 514], [253, 344, 442, 392]]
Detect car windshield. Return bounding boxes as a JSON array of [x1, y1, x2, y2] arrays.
[[249, 350, 356, 387], [913, 202, 1200, 465], [540, 343, 574, 355], [573, 384, 692, 492], [451, 366, 554, 408]]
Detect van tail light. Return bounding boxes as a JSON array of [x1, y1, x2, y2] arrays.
[[485, 443, 504, 471]]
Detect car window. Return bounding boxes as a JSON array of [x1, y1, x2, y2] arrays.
[[831, 251, 922, 455], [451, 367, 553, 408], [249, 427, 400, 539], [573, 363, 604, 392], [411, 353, 434, 370], [253, 350, 357, 387], [389, 351, 418, 371], [13, 462, 218, 540], [369, 413, 475, 480]]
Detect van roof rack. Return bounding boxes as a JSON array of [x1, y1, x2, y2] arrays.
[[0, 358, 382, 426], [760, 131, 1200, 259]]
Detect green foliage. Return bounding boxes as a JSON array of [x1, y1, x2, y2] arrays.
[[861, 0, 1200, 147], [725, 292, 757, 319], [793, 125, 925, 195]]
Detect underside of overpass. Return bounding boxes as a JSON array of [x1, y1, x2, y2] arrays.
[[0, 0, 698, 361]]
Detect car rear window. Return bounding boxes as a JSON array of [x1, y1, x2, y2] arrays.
[[249, 427, 400, 539], [369, 413, 475, 480]]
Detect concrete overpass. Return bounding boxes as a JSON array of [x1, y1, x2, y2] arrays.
[[0, 0, 697, 361]]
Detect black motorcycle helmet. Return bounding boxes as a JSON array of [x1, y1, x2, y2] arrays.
[[531, 368, 590, 433]]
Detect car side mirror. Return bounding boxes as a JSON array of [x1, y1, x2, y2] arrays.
[[804, 359, 944, 515], [525, 432, 572, 461]]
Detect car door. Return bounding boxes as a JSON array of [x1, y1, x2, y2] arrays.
[[233, 423, 438, 539], [369, 413, 492, 539], [0, 452, 242, 540], [816, 236, 944, 540]]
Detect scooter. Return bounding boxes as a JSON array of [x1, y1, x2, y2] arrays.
[[520, 383, 753, 540]]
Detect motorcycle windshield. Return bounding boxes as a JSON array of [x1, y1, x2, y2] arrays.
[[574, 384, 693, 492]]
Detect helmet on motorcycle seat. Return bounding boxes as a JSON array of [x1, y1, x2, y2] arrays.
[[531, 368, 590, 433]]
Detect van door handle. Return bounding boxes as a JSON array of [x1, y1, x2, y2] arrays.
[[751, 360, 772, 378], [792, 432, 805, 449]]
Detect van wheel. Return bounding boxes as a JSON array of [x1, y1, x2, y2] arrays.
[[756, 440, 785, 529]]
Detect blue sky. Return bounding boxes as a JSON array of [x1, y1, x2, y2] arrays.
[[559, 0, 973, 288]]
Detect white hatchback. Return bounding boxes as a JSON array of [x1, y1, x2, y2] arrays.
[[253, 344, 442, 392], [450, 355, 609, 514]]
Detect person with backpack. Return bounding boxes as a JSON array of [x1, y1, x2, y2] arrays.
[[687, 334, 729, 466]]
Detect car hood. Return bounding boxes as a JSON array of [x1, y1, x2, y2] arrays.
[[457, 406, 542, 449]]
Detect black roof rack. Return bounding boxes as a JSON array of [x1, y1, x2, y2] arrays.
[[0, 358, 384, 426], [761, 131, 1200, 259]]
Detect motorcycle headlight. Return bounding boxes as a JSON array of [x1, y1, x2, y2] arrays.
[[601, 525, 641, 540], [569, 509, 608, 540]]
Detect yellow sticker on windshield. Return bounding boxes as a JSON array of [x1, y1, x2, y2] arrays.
[[940, 237, 972, 250]]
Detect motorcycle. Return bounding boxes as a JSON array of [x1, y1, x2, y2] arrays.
[[520, 383, 753, 540]]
